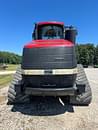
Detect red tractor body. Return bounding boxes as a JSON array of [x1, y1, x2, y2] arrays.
[[8, 21, 92, 105]]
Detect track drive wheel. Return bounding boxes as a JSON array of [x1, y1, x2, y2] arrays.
[[70, 64, 92, 105], [8, 66, 30, 104]]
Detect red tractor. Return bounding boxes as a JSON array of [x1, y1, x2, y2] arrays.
[[8, 21, 92, 105]]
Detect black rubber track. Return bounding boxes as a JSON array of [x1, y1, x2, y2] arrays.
[[7, 66, 30, 104], [70, 64, 92, 105]]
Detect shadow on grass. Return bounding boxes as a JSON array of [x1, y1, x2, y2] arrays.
[[11, 96, 74, 116]]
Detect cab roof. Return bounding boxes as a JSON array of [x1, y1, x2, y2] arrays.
[[37, 21, 64, 26]]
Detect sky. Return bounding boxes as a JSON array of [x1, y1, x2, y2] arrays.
[[0, 0, 98, 54]]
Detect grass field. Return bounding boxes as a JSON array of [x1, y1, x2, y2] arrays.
[[6, 64, 19, 71], [0, 64, 19, 88], [0, 64, 19, 71], [0, 75, 13, 88]]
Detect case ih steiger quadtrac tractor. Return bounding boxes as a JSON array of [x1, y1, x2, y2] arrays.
[[8, 21, 92, 105]]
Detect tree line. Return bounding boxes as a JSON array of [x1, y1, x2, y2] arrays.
[[0, 44, 98, 65], [76, 44, 98, 66], [0, 51, 21, 64]]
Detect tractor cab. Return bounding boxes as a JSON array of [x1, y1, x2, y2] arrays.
[[32, 22, 64, 40], [32, 21, 77, 44]]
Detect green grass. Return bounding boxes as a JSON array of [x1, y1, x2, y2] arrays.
[[0, 64, 19, 71], [0, 75, 13, 88], [6, 64, 19, 71]]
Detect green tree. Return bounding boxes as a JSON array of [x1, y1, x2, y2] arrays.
[[94, 45, 98, 65], [0, 51, 21, 64], [76, 44, 95, 65]]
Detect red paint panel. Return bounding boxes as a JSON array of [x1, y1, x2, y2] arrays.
[[24, 39, 74, 49], [37, 21, 64, 26]]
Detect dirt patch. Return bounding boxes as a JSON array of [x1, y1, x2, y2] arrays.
[[0, 86, 8, 103], [0, 96, 6, 103]]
